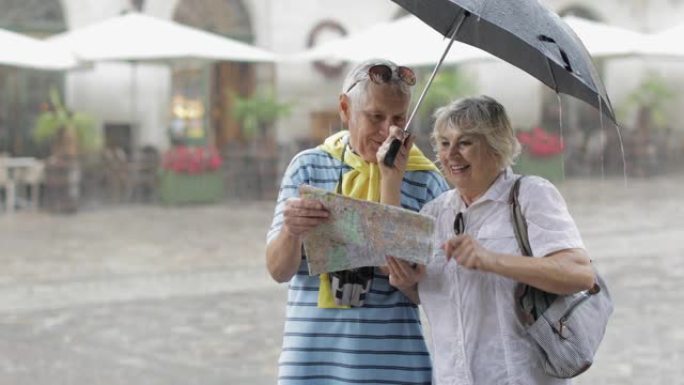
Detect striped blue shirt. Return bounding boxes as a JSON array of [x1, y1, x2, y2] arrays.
[[268, 148, 449, 385]]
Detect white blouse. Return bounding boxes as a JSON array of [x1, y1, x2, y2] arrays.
[[418, 169, 584, 385]]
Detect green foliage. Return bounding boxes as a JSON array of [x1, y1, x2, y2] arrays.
[[416, 68, 475, 123], [33, 88, 100, 154], [230, 88, 292, 139], [619, 72, 677, 129]]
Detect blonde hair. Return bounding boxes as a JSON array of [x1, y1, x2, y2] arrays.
[[431, 95, 521, 169]]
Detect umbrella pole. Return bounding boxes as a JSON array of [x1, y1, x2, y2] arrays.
[[383, 11, 468, 167], [405, 13, 468, 131]]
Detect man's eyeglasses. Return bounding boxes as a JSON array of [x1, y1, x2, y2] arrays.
[[345, 64, 416, 93], [453, 212, 465, 235]]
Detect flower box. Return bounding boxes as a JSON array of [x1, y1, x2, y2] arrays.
[[159, 170, 223, 204], [513, 152, 564, 182], [159, 146, 224, 204], [514, 127, 564, 182]]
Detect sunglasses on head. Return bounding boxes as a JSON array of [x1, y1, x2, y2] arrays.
[[345, 64, 416, 93]]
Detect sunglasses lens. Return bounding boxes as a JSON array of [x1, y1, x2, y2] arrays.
[[365, 64, 416, 88], [397, 66, 416, 86], [368, 64, 393, 84]]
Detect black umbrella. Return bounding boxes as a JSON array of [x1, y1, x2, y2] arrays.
[[395, 0, 614, 119], [383, 0, 616, 166]]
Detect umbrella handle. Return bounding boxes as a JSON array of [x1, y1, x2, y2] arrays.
[[382, 138, 403, 167], [383, 11, 468, 167]]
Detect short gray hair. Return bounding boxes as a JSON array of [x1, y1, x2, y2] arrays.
[[432, 95, 521, 169], [341, 58, 413, 108]]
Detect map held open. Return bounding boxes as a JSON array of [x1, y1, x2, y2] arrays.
[[299, 185, 435, 275]]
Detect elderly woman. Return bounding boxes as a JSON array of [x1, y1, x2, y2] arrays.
[[385, 95, 595, 384]]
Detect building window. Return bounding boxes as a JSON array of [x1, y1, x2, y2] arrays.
[[172, 0, 259, 148]]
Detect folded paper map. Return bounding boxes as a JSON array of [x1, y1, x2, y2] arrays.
[[299, 185, 435, 275]]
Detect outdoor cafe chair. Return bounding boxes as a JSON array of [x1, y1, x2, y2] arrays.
[[0, 157, 15, 212], [13, 160, 45, 210]]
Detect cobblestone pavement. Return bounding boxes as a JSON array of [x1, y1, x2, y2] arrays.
[[0, 175, 683, 385]]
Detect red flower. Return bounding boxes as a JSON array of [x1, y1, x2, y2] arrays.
[[162, 146, 223, 174], [516, 127, 564, 157], [207, 148, 222, 169]]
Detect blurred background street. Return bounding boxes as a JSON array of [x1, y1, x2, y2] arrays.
[[1, 175, 683, 385], [2, 1, 684, 384]]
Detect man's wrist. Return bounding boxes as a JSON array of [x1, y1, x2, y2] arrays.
[[281, 226, 302, 243], [381, 172, 404, 187]]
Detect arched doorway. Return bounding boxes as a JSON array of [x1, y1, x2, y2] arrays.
[[172, 0, 257, 149], [0, 0, 67, 156]]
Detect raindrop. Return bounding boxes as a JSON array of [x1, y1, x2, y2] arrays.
[[598, 96, 605, 179], [477, 0, 488, 22], [596, 94, 628, 187], [614, 121, 628, 187], [556, 93, 566, 181]]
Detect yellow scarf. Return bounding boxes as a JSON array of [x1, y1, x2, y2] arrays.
[[315, 130, 438, 308]]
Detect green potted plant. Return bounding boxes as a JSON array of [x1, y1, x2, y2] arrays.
[[230, 87, 292, 144], [32, 88, 100, 212], [620, 71, 675, 133], [33, 88, 99, 159], [618, 72, 677, 176], [227, 88, 291, 200], [415, 68, 475, 125], [159, 145, 225, 205]]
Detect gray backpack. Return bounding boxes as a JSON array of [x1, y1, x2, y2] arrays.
[[509, 176, 613, 378]]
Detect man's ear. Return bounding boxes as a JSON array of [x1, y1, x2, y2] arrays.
[[339, 94, 351, 125]]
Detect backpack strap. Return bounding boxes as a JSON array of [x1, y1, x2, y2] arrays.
[[509, 176, 533, 257]]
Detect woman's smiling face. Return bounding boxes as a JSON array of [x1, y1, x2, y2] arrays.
[[436, 125, 501, 203]]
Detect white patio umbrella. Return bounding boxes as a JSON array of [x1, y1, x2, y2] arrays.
[[48, 12, 276, 63], [46, 12, 278, 148], [289, 15, 491, 66], [0, 28, 78, 70], [290, 15, 649, 66], [640, 23, 684, 58], [562, 16, 650, 58]]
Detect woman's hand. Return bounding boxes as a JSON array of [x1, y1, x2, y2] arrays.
[[381, 256, 426, 290], [443, 234, 497, 271], [282, 197, 329, 238], [443, 235, 595, 294]]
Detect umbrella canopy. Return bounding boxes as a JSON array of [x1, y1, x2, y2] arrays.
[[0, 28, 78, 70], [48, 12, 277, 63], [391, 0, 616, 122]]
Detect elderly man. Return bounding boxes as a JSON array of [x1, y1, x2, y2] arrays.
[[266, 59, 449, 385]]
